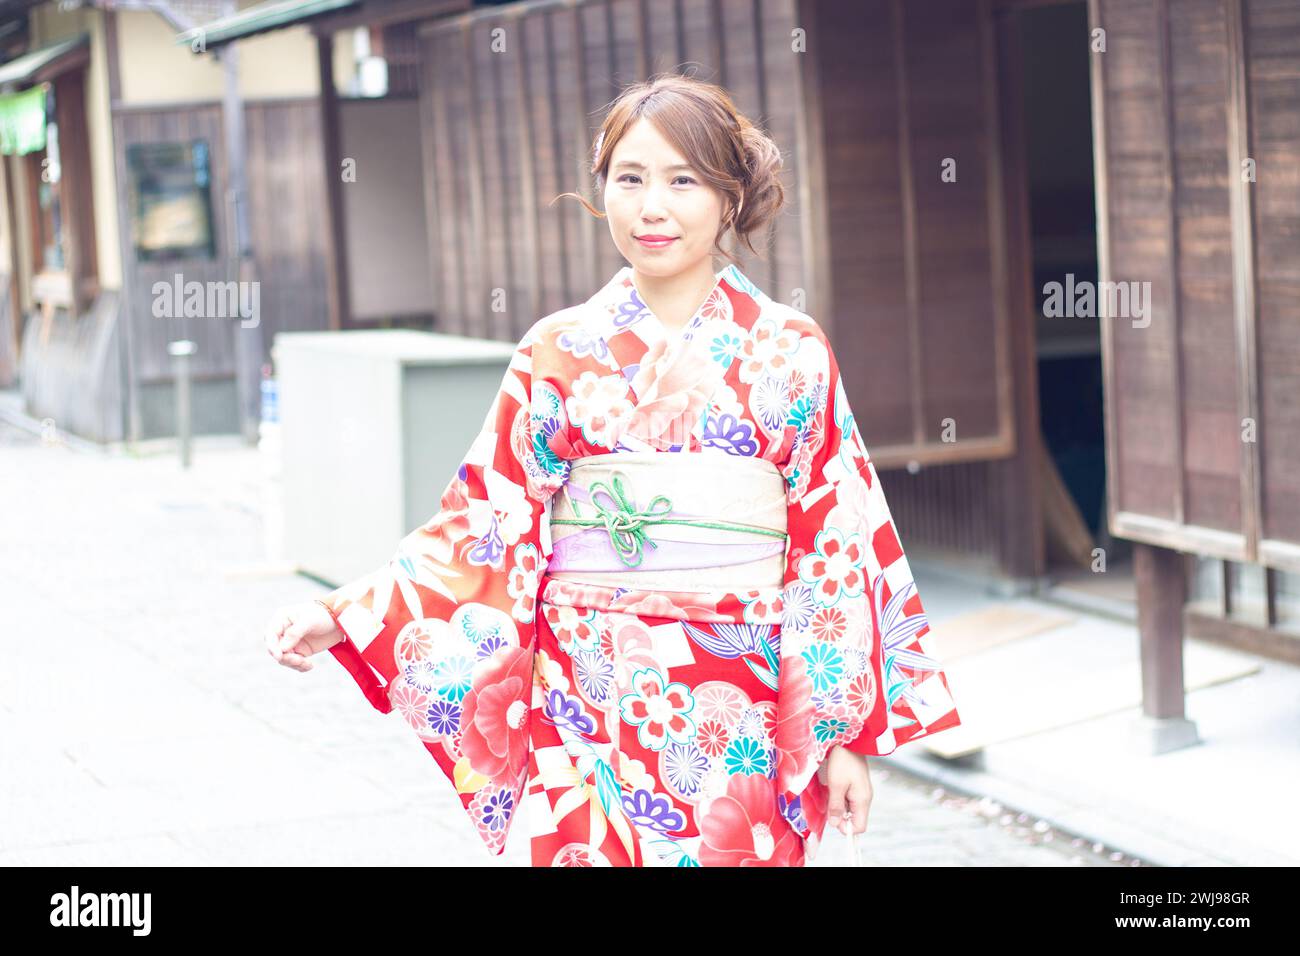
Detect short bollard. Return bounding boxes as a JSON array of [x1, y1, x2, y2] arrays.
[[168, 339, 197, 468]]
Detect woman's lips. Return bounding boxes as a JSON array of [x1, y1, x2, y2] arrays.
[[636, 236, 677, 249]]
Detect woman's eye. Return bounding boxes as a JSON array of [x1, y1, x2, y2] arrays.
[[615, 174, 695, 185]]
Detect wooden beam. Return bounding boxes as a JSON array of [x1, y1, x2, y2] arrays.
[[890, 0, 924, 448], [416, 30, 446, 329], [463, 20, 489, 337], [1226, 0, 1262, 563], [1156, 0, 1187, 526], [2, 157, 21, 365], [1088, 0, 1120, 546], [104, 7, 142, 444], [570, 4, 598, 296], [310, 0, 469, 34], [541, 11, 571, 308], [992, 0, 1045, 580], [217, 2, 263, 444], [316, 32, 351, 331], [513, 14, 540, 337], [1186, 604, 1300, 666], [793, 0, 830, 333]]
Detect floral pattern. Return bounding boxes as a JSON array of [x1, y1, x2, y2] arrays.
[[320, 263, 961, 866]]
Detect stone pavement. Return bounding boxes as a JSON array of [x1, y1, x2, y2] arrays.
[[0, 410, 1122, 867]]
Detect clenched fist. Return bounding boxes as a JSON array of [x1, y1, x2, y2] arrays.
[[264, 600, 345, 672]]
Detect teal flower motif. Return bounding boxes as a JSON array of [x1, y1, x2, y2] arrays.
[[802, 642, 846, 695], [619, 668, 697, 751], [724, 735, 771, 776], [532, 429, 565, 476], [460, 607, 502, 646], [710, 332, 741, 366], [433, 655, 475, 703], [786, 393, 815, 433], [532, 383, 562, 418], [814, 716, 852, 745]]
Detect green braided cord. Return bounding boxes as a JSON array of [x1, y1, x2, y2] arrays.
[[552, 471, 785, 568]]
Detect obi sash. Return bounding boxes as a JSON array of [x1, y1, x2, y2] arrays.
[[545, 451, 789, 591]]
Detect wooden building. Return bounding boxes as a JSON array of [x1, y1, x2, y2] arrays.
[[0, 0, 1295, 733], [0, 0, 434, 442]]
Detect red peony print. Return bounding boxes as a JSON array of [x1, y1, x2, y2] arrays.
[[699, 773, 804, 866], [773, 654, 817, 797], [459, 645, 532, 784], [625, 336, 721, 449]]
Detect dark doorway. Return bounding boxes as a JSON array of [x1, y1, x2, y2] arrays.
[[1013, 0, 1134, 604]]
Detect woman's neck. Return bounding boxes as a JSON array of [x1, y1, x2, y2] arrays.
[[631, 261, 718, 331]]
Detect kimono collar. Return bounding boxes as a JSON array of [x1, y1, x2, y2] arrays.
[[587, 262, 769, 345]]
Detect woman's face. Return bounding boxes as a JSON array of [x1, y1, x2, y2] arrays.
[[603, 117, 725, 279]]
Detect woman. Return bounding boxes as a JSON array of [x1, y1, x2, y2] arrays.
[[265, 74, 961, 866]]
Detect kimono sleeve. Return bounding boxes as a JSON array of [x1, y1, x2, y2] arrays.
[[317, 320, 568, 855], [776, 325, 961, 806]]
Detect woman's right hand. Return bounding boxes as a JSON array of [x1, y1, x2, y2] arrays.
[[264, 600, 345, 672]]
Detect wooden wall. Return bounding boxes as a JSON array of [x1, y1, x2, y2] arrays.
[[1090, 0, 1300, 573], [412, 0, 1037, 576], [814, 0, 1016, 466], [112, 97, 329, 384], [415, 0, 811, 345], [1245, 0, 1300, 570]]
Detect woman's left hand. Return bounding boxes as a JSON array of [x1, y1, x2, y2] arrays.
[[819, 744, 873, 836]]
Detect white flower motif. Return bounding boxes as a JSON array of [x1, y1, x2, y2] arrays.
[[564, 371, 635, 448]]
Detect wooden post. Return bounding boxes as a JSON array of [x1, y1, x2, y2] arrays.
[[3, 155, 22, 363], [992, 1, 1046, 586], [218, 1, 263, 445], [317, 30, 351, 333], [1132, 541, 1199, 751], [104, 8, 142, 445]]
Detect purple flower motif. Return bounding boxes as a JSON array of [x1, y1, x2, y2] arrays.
[[403, 658, 439, 694], [702, 412, 759, 457], [537, 415, 563, 440], [575, 649, 616, 703], [542, 688, 597, 736], [557, 328, 611, 361], [426, 697, 462, 736], [751, 375, 792, 432], [615, 293, 650, 329], [663, 739, 710, 796], [622, 788, 688, 834], [781, 583, 817, 632], [481, 787, 515, 832], [779, 791, 809, 837], [476, 632, 509, 660]]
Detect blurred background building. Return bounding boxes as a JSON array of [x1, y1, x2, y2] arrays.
[[0, 0, 1296, 724]]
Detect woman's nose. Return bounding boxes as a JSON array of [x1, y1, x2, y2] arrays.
[[639, 184, 670, 218]]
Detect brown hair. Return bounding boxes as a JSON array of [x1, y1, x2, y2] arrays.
[[552, 73, 786, 265]]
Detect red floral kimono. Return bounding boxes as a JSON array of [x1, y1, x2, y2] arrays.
[[319, 263, 962, 866]]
